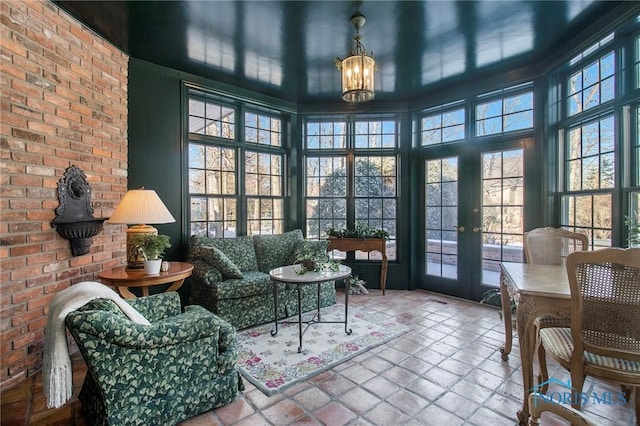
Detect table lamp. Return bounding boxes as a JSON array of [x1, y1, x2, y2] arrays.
[[108, 187, 176, 270]]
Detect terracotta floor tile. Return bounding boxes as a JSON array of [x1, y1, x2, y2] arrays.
[[363, 401, 411, 426], [292, 387, 331, 411], [313, 401, 357, 426], [361, 376, 400, 399], [433, 391, 481, 419], [339, 386, 382, 414], [214, 398, 255, 424], [315, 374, 357, 397], [414, 403, 465, 426], [339, 364, 378, 385], [385, 388, 429, 416], [421, 366, 461, 388], [467, 407, 514, 426], [405, 377, 447, 402], [179, 411, 220, 425], [397, 356, 432, 375], [380, 365, 419, 386], [261, 399, 306, 425]]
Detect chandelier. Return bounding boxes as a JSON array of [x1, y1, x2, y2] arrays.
[[334, 12, 378, 103]]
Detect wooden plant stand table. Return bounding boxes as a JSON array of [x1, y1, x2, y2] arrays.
[[326, 237, 388, 295], [99, 261, 194, 299]]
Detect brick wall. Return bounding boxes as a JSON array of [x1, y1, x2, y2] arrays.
[[0, 0, 128, 389]]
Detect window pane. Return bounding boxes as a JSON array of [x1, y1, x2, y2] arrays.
[[482, 149, 524, 285], [245, 111, 281, 147], [421, 108, 465, 145], [567, 51, 615, 117], [425, 157, 458, 279], [476, 91, 533, 136]]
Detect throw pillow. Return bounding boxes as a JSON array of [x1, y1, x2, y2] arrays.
[[202, 246, 244, 279]]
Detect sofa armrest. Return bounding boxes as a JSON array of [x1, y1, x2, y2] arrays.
[[186, 305, 238, 375], [191, 259, 223, 284], [66, 305, 223, 349]]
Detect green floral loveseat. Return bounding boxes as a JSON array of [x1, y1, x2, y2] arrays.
[[188, 229, 336, 329], [66, 292, 242, 426]]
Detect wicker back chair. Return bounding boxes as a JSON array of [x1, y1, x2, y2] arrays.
[[538, 247, 640, 424], [524, 227, 589, 265], [520, 228, 589, 388], [500, 228, 588, 364]]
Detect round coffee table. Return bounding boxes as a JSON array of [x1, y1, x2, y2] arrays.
[[98, 261, 194, 299], [269, 264, 352, 353]]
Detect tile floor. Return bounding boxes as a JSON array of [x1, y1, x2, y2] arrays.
[[1, 289, 636, 425]]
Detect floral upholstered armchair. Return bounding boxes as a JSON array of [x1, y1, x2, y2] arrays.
[[65, 292, 243, 425]]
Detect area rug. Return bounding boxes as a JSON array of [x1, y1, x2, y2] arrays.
[[236, 304, 411, 395]]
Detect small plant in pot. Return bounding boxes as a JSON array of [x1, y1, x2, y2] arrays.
[[130, 233, 171, 275], [294, 241, 339, 274]]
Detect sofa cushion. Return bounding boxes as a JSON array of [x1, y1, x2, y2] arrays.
[[287, 239, 330, 265], [189, 235, 258, 272], [212, 271, 275, 299], [202, 246, 244, 279], [253, 229, 304, 273]]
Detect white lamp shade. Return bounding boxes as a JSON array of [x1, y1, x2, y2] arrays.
[[108, 189, 176, 225]]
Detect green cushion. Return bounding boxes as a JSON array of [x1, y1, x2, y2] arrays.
[[202, 246, 243, 279], [253, 229, 304, 273], [189, 235, 258, 271]]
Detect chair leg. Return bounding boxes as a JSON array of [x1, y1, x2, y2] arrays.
[[634, 387, 639, 426], [570, 370, 586, 411], [536, 340, 550, 394]]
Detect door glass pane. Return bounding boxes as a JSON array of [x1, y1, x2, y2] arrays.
[[425, 157, 458, 279], [481, 149, 524, 286]]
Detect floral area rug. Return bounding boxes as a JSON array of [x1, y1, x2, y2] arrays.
[[236, 304, 411, 395]]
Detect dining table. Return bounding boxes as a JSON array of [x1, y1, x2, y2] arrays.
[[499, 261, 572, 425]]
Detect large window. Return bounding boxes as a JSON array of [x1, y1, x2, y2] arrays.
[[187, 90, 286, 237], [304, 119, 398, 260], [557, 31, 639, 248]]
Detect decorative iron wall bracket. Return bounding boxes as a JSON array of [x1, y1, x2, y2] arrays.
[[51, 165, 107, 256]]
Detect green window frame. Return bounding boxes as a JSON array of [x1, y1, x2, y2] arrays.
[[303, 118, 398, 260], [187, 89, 287, 238]]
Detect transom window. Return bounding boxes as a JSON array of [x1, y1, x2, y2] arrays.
[[476, 91, 533, 136], [421, 107, 465, 145]]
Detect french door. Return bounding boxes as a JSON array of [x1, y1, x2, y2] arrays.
[[420, 140, 528, 300]]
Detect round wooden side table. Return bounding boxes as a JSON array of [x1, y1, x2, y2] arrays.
[[98, 261, 194, 299]]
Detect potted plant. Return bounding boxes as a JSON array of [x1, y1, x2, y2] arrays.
[[326, 223, 389, 240], [130, 233, 171, 275], [480, 288, 516, 323], [294, 241, 339, 274]]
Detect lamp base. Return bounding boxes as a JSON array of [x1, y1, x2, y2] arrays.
[[126, 225, 157, 270]]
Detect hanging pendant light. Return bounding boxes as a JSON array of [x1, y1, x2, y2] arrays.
[[334, 12, 378, 103]]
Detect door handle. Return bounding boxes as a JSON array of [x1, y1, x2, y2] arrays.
[[457, 226, 465, 232], [473, 227, 481, 233]]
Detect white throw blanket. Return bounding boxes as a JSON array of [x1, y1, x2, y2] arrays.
[[43, 281, 151, 409]]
